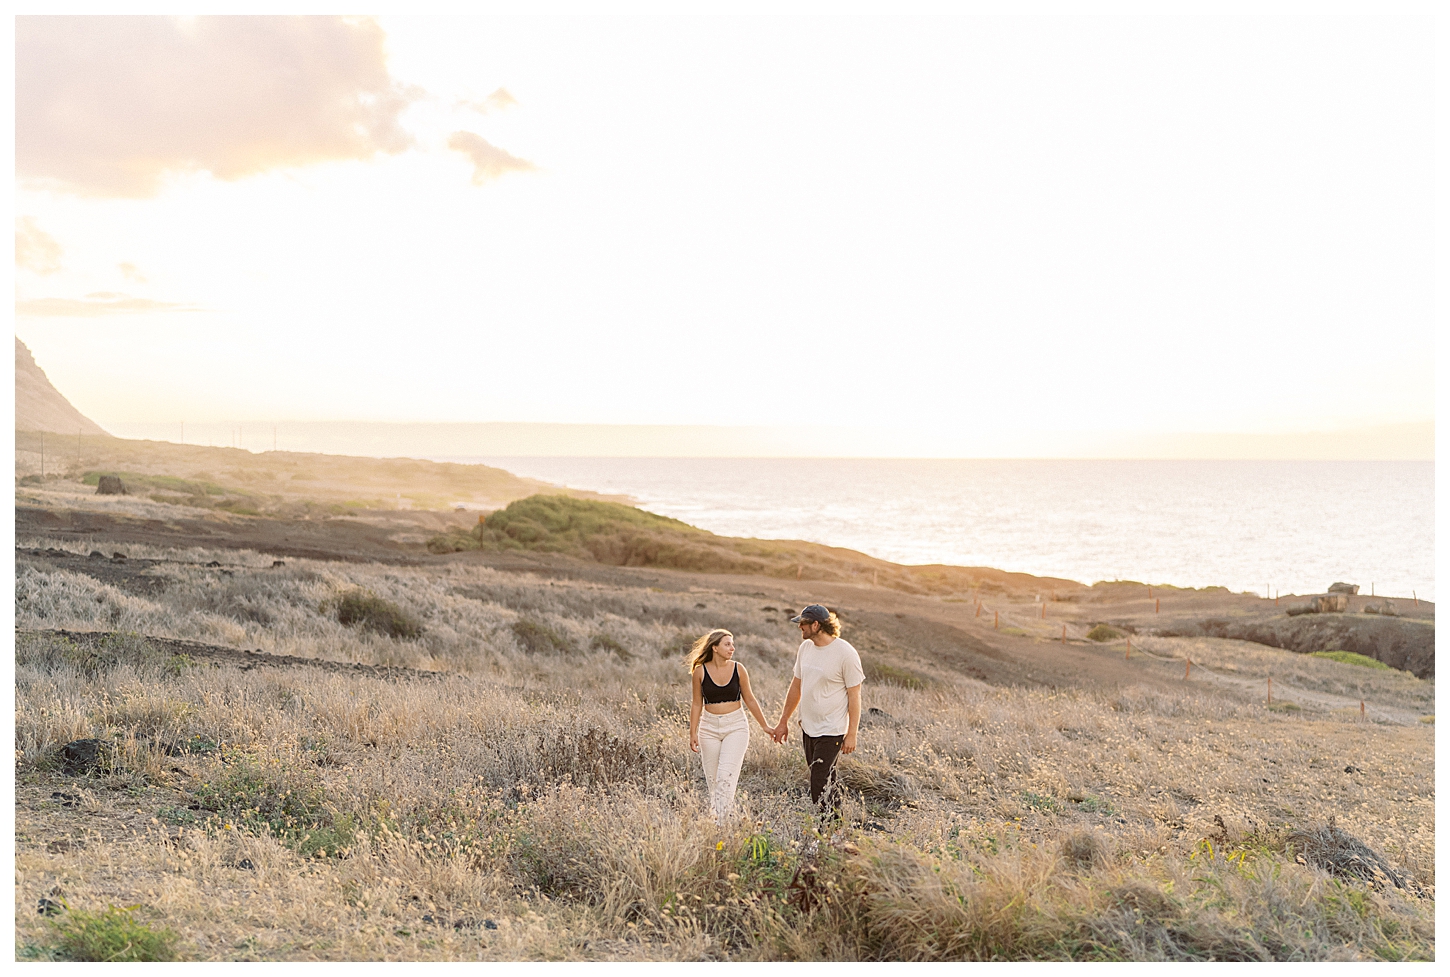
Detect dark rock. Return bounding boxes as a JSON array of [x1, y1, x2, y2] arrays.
[[272, 560, 286, 568], [1288, 594, 1349, 616], [37, 898, 63, 917], [206, 560, 222, 568], [88, 551, 106, 560], [1345, 765, 1361, 773], [56, 739, 105, 775], [1363, 601, 1401, 617], [235, 858, 255, 870], [484, 919, 498, 930], [864, 707, 894, 726], [50, 791, 79, 807], [95, 475, 127, 495], [111, 553, 126, 562], [1328, 582, 1360, 595]]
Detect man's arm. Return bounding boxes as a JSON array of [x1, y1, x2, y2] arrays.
[[842, 684, 862, 754], [774, 677, 802, 741]]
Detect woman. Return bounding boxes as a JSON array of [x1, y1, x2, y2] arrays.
[[688, 628, 774, 824]]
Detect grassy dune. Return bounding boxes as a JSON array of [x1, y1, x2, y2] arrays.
[[428, 494, 1080, 596], [13, 537, 1435, 961]]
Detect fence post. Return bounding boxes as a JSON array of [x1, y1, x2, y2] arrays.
[[1156, 598, 1160, 614], [1184, 658, 1191, 679], [1267, 677, 1272, 705], [1125, 638, 1131, 660]]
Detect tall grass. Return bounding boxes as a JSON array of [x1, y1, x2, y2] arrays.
[[13, 539, 1436, 960]]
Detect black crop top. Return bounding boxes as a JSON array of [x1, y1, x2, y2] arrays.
[[701, 662, 742, 703]]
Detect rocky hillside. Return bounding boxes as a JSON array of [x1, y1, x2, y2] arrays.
[[15, 337, 109, 436]]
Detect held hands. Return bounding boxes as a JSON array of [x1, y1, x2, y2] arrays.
[[770, 720, 789, 744]]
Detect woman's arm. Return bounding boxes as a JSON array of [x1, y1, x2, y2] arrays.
[[689, 666, 704, 753], [737, 664, 772, 733]]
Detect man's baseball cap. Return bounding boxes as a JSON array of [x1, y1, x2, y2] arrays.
[[791, 604, 830, 624]]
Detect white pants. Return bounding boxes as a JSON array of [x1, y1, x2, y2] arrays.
[[698, 707, 750, 823]]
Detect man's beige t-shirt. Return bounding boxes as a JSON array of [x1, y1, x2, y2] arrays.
[[793, 637, 865, 737]]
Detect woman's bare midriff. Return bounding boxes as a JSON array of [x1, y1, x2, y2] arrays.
[[703, 701, 742, 715]]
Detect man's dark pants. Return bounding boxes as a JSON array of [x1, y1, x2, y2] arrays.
[[802, 731, 845, 808]]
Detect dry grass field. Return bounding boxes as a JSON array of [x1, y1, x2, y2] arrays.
[[13, 534, 1435, 961]]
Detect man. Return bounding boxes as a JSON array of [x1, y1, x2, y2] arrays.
[[771, 604, 864, 813]]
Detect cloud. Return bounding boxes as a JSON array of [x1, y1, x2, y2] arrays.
[[458, 86, 519, 115], [16, 217, 63, 274], [16, 15, 419, 197], [447, 130, 536, 184], [16, 292, 202, 317], [118, 262, 148, 283]]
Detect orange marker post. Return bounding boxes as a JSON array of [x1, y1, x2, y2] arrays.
[[1360, 700, 1365, 719], [1184, 658, 1191, 679], [975, 602, 982, 618], [1061, 624, 1066, 644], [1267, 677, 1272, 705], [1125, 638, 1131, 660], [1155, 598, 1160, 614], [994, 611, 999, 630], [1041, 603, 1046, 620], [1148, 586, 1153, 599], [797, 564, 803, 580]]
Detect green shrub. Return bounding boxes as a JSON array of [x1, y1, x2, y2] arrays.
[[1311, 650, 1391, 670], [589, 633, 631, 659], [864, 660, 927, 689], [512, 619, 575, 655], [19, 631, 172, 677], [1074, 794, 1116, 815], [48, 905, 178, 961], [1021, 791, 1062, 814], [1086, 624, 1123, 642], [193, 758, 354, 855], [331, 589, 423, 639]]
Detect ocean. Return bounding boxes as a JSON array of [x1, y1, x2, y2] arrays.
[[442, 458, 1435, 602]]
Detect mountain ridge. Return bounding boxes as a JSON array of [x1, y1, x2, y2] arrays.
[[15, 337, 109, 436]]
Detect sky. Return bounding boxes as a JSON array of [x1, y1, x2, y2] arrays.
[[12, 14, 1436, 457]]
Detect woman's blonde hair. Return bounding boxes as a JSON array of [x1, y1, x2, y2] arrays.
[[687, 628, 733, 671]]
